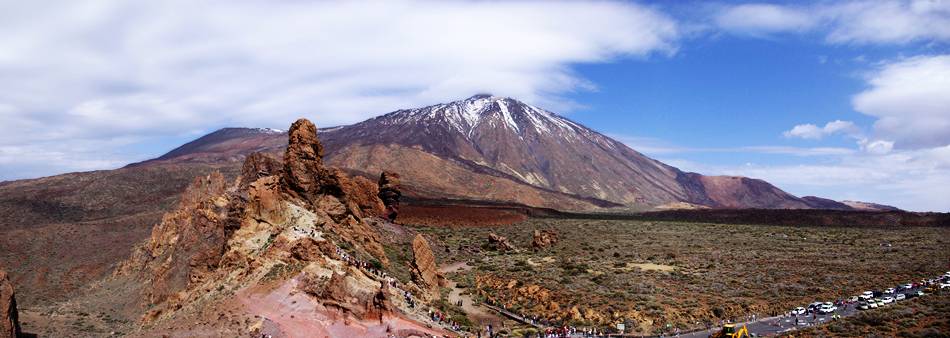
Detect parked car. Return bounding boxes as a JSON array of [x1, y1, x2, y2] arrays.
[[807, 302, 824, 313], [791, 307, 806, 315], [916, 290, 926, 297], [940, 282, 950, 289], [902, 283, 914, 290], [818, 304, 837, 314], [858, 301, 870, 310], [895, 293, 906, 301], [848, 296, 860, 302], [884, 288, 896, 294], [875, 299, 886, 307], [862, 291, 874, 298], [868, 301, 879, 309], [882, 296, 895, 304]]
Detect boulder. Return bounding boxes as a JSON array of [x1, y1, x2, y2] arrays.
[[0, 268, 20, 338], [532, 229, 559, 250], [409, 234, 442, 300], [488, 232, 515, 252], [377, 171, 402, 221]]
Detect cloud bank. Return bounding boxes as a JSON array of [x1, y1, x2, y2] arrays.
[[0, 0, 679, 179]]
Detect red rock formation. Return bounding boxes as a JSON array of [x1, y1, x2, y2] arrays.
[[338, 174, 386, 218], [409, 234, 442, 300], [240, 152, 282, 188], [283, 118, 342, 203], [488, 232, 515, 252], [116, 172, 230, 306], [377, 171, 402, 221], [532, 229, 559, 250], [117, 118, 395, 326], [0, 268, 20, 338]]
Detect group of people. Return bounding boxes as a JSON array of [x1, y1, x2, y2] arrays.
[[428, 308, 462, 331]]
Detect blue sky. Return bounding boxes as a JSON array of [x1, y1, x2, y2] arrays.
[[1, 0, 948, 210]]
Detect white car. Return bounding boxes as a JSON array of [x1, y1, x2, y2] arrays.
[[868, 301, 879, 309], [862, 291, 874, 298], [884, 288, 895, 294], [882, 296, 895, 304], [902, 283, 914, 289], [791, 307, 806, 315], [895, 293, 906, 301], [940, 282, 950, 289], [818, 304, 837, 314], [858, 301, 870, 310]]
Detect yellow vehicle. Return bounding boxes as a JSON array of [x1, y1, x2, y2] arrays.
[[709, 324, 751, 338]]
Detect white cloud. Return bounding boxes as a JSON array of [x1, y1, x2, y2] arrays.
[[824, 0, 950, 44], [783, 120, 860, 140], [714, 4, 816, 35], [0, 0, 679, 179], [853, 55, 950, 149], [612, 134, 856, 157], [714, 0, 950, 44]]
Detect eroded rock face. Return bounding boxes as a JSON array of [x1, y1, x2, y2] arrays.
[[377, 171, 401, 221], [0, 268, 20, 338], [532, 229, 559, 250], [240, 152, 282, 189], [118, 118, 396, 327], [338, 174, 386, 218], [410, 234, 442, 300], [116, 172, 230, 306], [488, 232, 515, 252], [283, 119, 341, 202]]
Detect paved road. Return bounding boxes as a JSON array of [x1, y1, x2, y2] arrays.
[[559, 286, 938, 337], [674, 290, 926, 337]]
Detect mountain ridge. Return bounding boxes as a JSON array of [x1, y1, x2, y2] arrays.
[[136, 95, 894, 211]]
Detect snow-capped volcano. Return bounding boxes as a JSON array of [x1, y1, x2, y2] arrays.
[[145, 95, 835, 211], [380, 94, 584, 139]]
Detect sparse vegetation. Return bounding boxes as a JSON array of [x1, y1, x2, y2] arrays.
[[416, 219, 950, 334]]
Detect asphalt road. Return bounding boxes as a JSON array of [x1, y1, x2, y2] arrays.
[[555, 284, 941, 338], [674, 288, 929, 337]]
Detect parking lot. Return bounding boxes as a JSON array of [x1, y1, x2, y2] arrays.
[[677, 271, 950, 337]]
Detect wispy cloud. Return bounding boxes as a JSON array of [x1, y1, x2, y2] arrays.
[[783, 120, 860, 140], [713, 0, 950, 44], [611, 134, 855, 156]]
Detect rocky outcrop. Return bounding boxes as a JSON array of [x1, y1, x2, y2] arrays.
[[0, 268, 20, 338], [116, 172, 231, 306], [409, 234, 442, 300], [488, 232, 515, 252], [377, 171, 402, 221], [117, 118, 397, 326], [282, 119, 341, 203], [532, 229, 558, 250], [339, 175, 386, 218]]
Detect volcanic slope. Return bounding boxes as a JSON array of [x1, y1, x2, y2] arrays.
[[145, 95, 838, 211]]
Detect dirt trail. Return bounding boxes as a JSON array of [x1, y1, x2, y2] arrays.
[[440, 262, 503, 327], [235, 278, 453, 338]]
